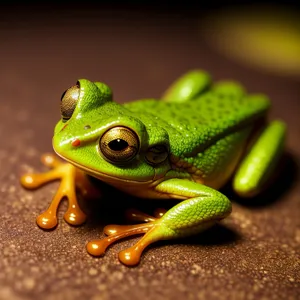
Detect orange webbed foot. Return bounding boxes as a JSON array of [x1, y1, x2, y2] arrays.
[[21, 153, 100, 229], [86, 208, 167, 266]]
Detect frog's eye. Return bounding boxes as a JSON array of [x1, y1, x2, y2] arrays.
[[60, 83, 80, 122], [145, 145, 169, 165], [100, 126, 139, 163]]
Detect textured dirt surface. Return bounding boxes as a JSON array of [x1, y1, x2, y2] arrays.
[[0, 4, 299, 300]]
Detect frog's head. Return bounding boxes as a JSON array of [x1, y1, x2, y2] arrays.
[[53, 79, 171, 190]]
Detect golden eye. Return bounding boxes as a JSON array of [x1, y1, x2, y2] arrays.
[[60, 83, 80, 122], [145, 145, 169, 165], [100, 127, 139, 163]]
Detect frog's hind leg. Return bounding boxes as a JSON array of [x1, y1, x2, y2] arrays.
[[162, 70, 211, 103], [86, 180, 231, 266], [233, 120, 286, 197]]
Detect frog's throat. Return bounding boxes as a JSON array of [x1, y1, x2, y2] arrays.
[[53, 151, 154, 186]]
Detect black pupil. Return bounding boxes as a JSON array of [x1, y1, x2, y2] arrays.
[[108, 139, 128, 151]]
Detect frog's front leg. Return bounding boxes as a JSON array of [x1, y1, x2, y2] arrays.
[[20, 153, 99, 229], [86, 179, 232, 266]]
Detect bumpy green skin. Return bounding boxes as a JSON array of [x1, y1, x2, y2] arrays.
[[125, 90, 269, 185], [125, 87, 269, 158], [154, 179, 232, 237], [54, 70, 286, 242]]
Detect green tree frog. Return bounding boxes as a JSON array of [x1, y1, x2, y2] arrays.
[[20, 70, 286, 266]]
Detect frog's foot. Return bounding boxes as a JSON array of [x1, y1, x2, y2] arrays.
[[86, 208, 166, 263], [86, 208, 168, 265], [20, 153, 99, 230], [86, 220, 158, 266]]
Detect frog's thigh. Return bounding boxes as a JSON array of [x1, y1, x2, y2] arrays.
[[162, 70, 211, 103], [153, 179, 232, 237], [233, 120, 286, 197]]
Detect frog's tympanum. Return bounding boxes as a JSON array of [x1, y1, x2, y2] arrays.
[[21, 70, 286, 266]]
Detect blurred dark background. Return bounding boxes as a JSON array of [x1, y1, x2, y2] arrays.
[[1, 1, 299, 17], [1, 1, 300, 30], [0, 2, 299, 300]]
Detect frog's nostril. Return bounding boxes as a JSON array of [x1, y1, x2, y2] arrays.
[[84, 125, 91, 130]]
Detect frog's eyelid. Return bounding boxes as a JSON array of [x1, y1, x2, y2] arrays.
[[60, 90, 67, 101]]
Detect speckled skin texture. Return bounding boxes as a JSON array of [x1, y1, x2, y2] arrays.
[[0, 3, 299, 300], [125, 92, 269, 181], [126, 91, 269, 157]]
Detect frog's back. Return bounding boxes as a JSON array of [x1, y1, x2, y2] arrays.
[[125, 88, 270, 157]]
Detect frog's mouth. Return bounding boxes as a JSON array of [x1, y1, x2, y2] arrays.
[[54, 150, 155, 187]]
